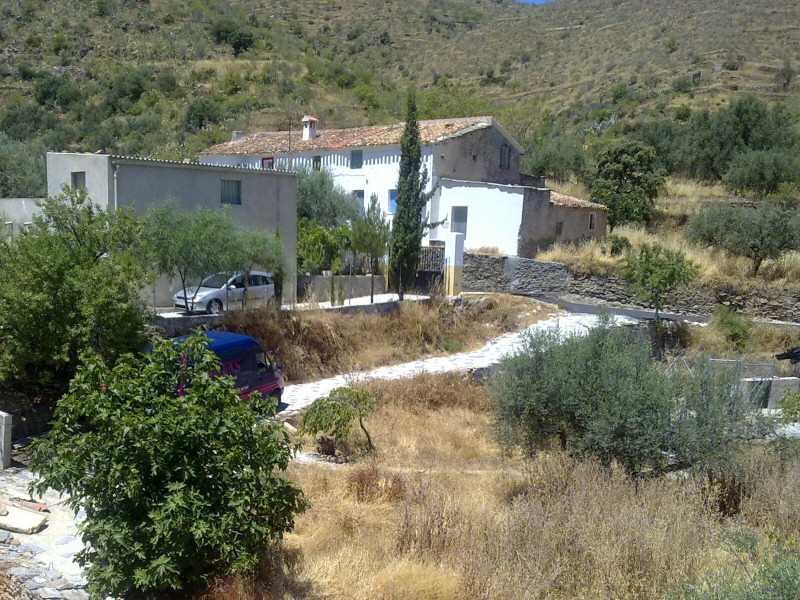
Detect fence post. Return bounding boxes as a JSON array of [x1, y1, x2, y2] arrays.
[[0, 411, 11, 469], [444, 232, 464, 296]]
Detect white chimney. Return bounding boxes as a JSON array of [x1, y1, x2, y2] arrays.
[[302, 115, 319, 141], [231, 131, 245, 142]]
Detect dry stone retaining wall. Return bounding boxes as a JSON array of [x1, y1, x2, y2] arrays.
[[464, 253, 800, 322]]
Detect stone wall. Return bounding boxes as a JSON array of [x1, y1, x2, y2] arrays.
[[464, 253, 800, 322]]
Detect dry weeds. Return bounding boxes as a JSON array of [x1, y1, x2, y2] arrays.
[[223, 296, 552, 382], [201, 372, 800, 600]]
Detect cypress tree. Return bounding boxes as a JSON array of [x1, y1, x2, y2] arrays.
[[389, 90, 427, 299]]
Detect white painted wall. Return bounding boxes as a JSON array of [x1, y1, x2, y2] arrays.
[[202, 145, 435, 220], [430, 179, 524, 256]]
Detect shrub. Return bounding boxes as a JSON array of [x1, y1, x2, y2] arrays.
[[608, 234, 632, 256], [30, 335, 308, 597], [302, 387, 379, 452], [711, 305, 753, 350], [781, 391, 800, 423]]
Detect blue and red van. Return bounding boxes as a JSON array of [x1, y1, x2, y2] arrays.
[[177, 331, 285, 409]]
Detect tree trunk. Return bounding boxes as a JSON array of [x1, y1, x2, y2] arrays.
[[359, 416, 373, 451], [751, 256, 764, 277], [370, 270, 374, 304]]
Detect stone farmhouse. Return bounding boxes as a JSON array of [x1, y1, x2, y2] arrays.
[[45, 152, 298, 303], [201, 115, 606, 257]]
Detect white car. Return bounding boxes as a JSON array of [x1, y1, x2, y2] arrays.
[[173, 271, 275, 314]]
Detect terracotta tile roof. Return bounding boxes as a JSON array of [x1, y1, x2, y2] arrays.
[[202, 116, 497, 156], [550, 191, 607, 210]]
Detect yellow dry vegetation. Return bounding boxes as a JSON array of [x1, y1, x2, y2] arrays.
[[201, 369, 800, 600]]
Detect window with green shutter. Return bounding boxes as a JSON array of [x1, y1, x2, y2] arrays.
[[350, 150, 363, 169], [221, 179, 242, 205]]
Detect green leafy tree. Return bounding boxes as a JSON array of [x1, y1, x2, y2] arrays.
[[145, 205, 241, 312], [302, 387, 379, 452], [389, 90, 434, 299], [622, 243, 699, 320], [297, 168, 361, 228], [230, 228, 287, 305], [0, 187, 150, 385], [297, 219, 338, 275], [722, 150, 800, 196], [686, 203, 800, 276], [492, 322, 772, 480], [30, 335, 308, 597], [351, 194, 390, 303], [590, 140, 665, 229], [0, 133, 46, 197]]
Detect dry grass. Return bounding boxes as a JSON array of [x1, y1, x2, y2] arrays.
[[537, 223, 800, 289], [466, 246, 504, 256], [200, 372, 800, 600], [223, 296, 553, 382]]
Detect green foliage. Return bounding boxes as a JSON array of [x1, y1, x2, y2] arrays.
[[297, 220, 339, 275], [30, 334, 308, 597], [722, 149, 800, 196], [0, 134, 46, 197], [591, 139, 665, 229], [622, 243, 699, 319], [0, 187, 150, 384], [780, 390, 800, 423], [687, 203, 800, 276], [523, 135, 587, 182], [184, 96, 223, 131], [711, 305, 753, 350], [297, 168, 361, 228], [302, 386, 379, 450], [492, 322, 772, 480], [389, 91, 434, 298], [351, 194, 390, 303], [608, 234, 632, 256], [678, 545, 800, 600], [145, 204, 241, 309]]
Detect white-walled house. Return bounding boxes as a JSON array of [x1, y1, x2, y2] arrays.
[[202, 115, 606, 257]]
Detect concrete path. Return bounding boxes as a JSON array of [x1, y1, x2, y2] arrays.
[[279, 311, 635, 417]]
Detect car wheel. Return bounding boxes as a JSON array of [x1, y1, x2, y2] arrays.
[[206, 299, 223, 315]]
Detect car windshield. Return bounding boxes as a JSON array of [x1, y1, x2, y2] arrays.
[[200, 274, 230, 288]]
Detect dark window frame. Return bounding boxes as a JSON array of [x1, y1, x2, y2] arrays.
[[221, 179, 242, 205], [499, 144, 511, 170], [451, 206, 468, 236], [350, 149, 364, 169]]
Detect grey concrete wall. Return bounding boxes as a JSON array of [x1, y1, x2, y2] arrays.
[[46, 153, 299, 304], [517, 189, 607, 259], [433, 127, 523, 185], [46, 153, 112, 205], [0, 198, 43, 237], [298, 274, 387, 302], [113, 159, 298, 303], [0, 412, 10, 469]]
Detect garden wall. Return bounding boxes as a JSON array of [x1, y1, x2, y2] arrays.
[[297, 275, 386, 302], [464, 253, 800, 322]]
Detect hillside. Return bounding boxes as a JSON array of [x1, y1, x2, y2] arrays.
[[0, 0, 798, 195]]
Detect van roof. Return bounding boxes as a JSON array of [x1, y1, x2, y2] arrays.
[[177, 331, 264, 359]]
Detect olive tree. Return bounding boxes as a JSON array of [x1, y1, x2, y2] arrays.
[[30, 335, 308, 598], [146, 204, 241, 311], [302, 387, 379, 452], [686, 203, 800, 276], [492, 322, 773, 481]]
